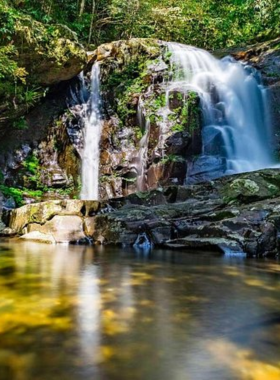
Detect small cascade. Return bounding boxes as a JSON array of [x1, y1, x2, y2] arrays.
[[166, 42, 273, 176], [133, 232, 153, 254], [136, 97, 151, 191], [80, 63, 103, 200]]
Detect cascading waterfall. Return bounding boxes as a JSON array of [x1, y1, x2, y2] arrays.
[[80, 63, 103, 200], [167, 42, 273, 175]]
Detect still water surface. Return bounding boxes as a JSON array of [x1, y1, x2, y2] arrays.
[[0, 241, 280, 380]]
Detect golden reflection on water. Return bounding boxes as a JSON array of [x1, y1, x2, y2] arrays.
[[208, 340, 280, 380], [0, 241, 279, 380]]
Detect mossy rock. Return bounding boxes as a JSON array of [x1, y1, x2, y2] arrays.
[[221, 170, 280, 204]]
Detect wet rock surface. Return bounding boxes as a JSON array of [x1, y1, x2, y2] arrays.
[[2, 169, 280, 257]]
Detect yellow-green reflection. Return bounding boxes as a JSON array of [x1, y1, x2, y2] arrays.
[[0, 241, 279, 380]]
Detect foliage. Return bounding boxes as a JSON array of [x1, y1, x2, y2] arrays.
[[0, 184, 44, 207], [13, 0, 280, 50], [104, 59, 150, 124], [0, 0, 85, 131], [22, 154, 40, 175], [171, 124, 185, 133], [12, 117, 28, 130], [160, 154, 184, 164], [0, 185, 25, 206]]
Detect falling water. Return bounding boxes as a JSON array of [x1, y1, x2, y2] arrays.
[[167, 42, 273, 175], [136, 97, 151, 191], [80, 63, 103, 200]]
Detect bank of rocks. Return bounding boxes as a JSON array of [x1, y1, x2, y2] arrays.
[[2, 169, 280, 257]]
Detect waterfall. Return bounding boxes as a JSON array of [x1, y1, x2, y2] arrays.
[[166, 42, 273, 176], [80, 44, 273, 198], [80, 63, 103, 200]]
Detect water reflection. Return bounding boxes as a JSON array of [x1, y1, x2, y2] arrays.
[[0, 241, 279, 380]]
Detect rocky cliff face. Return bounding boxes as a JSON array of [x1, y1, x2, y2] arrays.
[[0, 38, 203, 207], [0, 0, 87, 208], [94, 39, 202, 199]]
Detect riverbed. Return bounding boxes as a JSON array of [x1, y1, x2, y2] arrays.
[[0, 241, 279, 380]]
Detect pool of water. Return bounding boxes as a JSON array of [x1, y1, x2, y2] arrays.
[[0, 241, 279, 380]]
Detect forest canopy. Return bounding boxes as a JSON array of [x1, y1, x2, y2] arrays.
[[8, 0, 280, 49]]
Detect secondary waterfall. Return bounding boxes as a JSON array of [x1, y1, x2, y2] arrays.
[[80, 63, 103, 200], [167, 42, 273, 175]]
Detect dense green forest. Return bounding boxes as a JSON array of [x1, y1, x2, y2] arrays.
[[2, 0, 280, 49]]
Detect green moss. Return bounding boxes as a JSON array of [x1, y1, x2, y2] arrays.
[[12, 116, 28, 130], [102, 52, 164, 126], [134, 127, 144, 140], [22, 154, 40, 175], [0, 185, 23, 206], [171, 124, 184, 133], [0, 185, 42, 206], [160, 155, 184, 164]]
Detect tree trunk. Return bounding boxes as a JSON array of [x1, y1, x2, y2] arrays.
[[88, 0, 96, 44], [79, 0, 86, 18]]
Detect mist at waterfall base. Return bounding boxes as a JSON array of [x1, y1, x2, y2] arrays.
[[80, 44, 274, 199]]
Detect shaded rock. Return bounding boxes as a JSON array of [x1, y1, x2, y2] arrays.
[[165, 237, 242, 253], [187, 155, 227, 183], [258, 222, 277, 255]]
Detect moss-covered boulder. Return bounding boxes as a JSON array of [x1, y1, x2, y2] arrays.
[[220, 170, 280, 204], [0, 0, 87, 135]]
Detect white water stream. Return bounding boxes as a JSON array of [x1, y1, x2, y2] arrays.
[[80, 63, 103, 200]]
